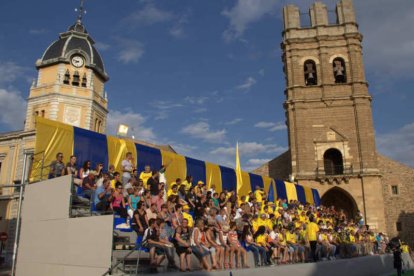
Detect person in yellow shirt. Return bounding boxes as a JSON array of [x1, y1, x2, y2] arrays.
[[110, 172, 121, 189], [306, 216, 319, 262], [285, 228, 298, 263], [254, 186, 264, 207], [139, 165, 152, 189], [182, 205, 194, 228], [181, 175, 193, 192], [167, 184, 178, 197]]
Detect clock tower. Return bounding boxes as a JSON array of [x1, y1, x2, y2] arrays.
[[24, 14, 109, 133]]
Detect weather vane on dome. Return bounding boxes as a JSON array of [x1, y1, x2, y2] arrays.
[[75, 0, 86, 23]]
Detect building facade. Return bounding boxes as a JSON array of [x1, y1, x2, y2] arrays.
[[254, 0, 414, 247]]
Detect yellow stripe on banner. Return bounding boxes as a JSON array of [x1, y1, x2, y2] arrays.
[[32, 117, 74, 182], [285, 181, 298, 202], [107, 136, 137, 173], [161, 150, 186, 186], [239, 171, 251, 197], [304, 186, 314, 205], [205, 162, 222, 193]]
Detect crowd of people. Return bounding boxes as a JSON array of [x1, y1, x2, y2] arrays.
[[48, 152, 411, 272]]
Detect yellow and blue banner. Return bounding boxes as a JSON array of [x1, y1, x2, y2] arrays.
[[32, 117, 321, 205]]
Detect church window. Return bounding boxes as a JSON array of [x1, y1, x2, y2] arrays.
[[81, 73, 87, 87], [391, 185, 399, 195], [41, 110, 45, 118], [63, 69, 70, 84], [72, 71, 80, 86], [323, 148, 344, 175], [333, 57, 347, 83], [396, 222, 402, 231], [34, 111, 39, 116], [304, 60, 317, 86]]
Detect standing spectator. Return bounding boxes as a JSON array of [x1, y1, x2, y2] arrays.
[[307, 216, 320, 262], [79, 160, 91, 179], [148, 171, 160, 196], [139, 165, 152, 189], [48, 152, 65, 179], [121, 152, 134, 185]]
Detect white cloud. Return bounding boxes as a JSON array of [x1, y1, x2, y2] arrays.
[[95, 41, 110, 51], [225, 118, 243, 125], [169, 12, 190, 38], [0, 89, 26, 129], [29, 28, 48, 35], [236, 76, 256, 90], [247, 158, 271, 166], [0, 61, 27, 85], [194, 107, 207, 114], [107, 109, 156, 142], [376, 122, 414, 167], [258, 69, 265, 76], [181, 121, 226, 144], [150, 100, 184, 120], [210, 142, 286, 156], [116, 38, 145, 64], [125, 3, 174, 26], [222, 0, 279, 42], [254, 121, 286, 131], [184, 96, 209, 105]]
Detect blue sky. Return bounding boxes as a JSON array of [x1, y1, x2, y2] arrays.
[[0, 0, 413, 170]]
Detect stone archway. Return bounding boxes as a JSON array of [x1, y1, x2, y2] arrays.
[[321, 187, 358, 220]]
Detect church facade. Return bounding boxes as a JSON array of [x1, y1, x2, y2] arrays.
[[254, 0, 414, 248]]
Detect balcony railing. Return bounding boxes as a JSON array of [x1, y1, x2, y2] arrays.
[[317, 164, 353, 177]]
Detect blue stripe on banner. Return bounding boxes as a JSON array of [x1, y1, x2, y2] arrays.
[[135, 143, 162, 174], [185, 157, 206, 185], [249, 174, 264, 192], [295, 185, 306, 204], [275, 179, 288, 200], [312, 189, 321, 206], [268, 180, 275, 202], [74, 127, 108, 171], [219, 166, 236, 192]]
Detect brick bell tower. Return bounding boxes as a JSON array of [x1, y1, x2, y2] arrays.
[[281, 0, 385, 230]]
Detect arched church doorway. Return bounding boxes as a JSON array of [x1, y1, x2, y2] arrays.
[[321, 187, 357, 220]]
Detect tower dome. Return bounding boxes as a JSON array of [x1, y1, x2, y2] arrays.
[[36, 21, 109, 81]]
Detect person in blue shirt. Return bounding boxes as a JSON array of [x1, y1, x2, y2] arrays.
[[94, 179, 113, 211]]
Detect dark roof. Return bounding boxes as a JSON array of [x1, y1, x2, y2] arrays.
[[38, 21, 108, 81]]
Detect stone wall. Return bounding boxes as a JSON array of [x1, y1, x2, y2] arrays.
[[252, 150, 291, 181], [378, 154, 414, 248]]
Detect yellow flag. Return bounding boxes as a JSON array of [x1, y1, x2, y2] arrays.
[[236, 142, 243, 196]]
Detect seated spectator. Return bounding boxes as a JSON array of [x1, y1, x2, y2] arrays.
[[94, 179, 113, 212], [175, 218, 192, 272], [65, 155, 80, 184], [182, 205, 194, 228], [132, 201, 148, 235], [242, 225, 267, 267], [112, 183, 129, 228], [142, 218, 166, 267], [146, 203, 158, 221], [182, 176, 193, 192], [157, 219, 178, 269], [206, 224, 224, 270], [127, 187, 140, 218], [48, 152, 65, 179], [228, 222, 249, 268], [190, 219, 211, 271], [82, 171, 97, 199], [139, 165, 152, 190], [110, 171, 121, 189], [152, 186, 165, 212], [79, 160, 91, 179], [108, 164, 115, 180]]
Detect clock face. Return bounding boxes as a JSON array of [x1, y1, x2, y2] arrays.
[[71, 55, 84, 68]]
